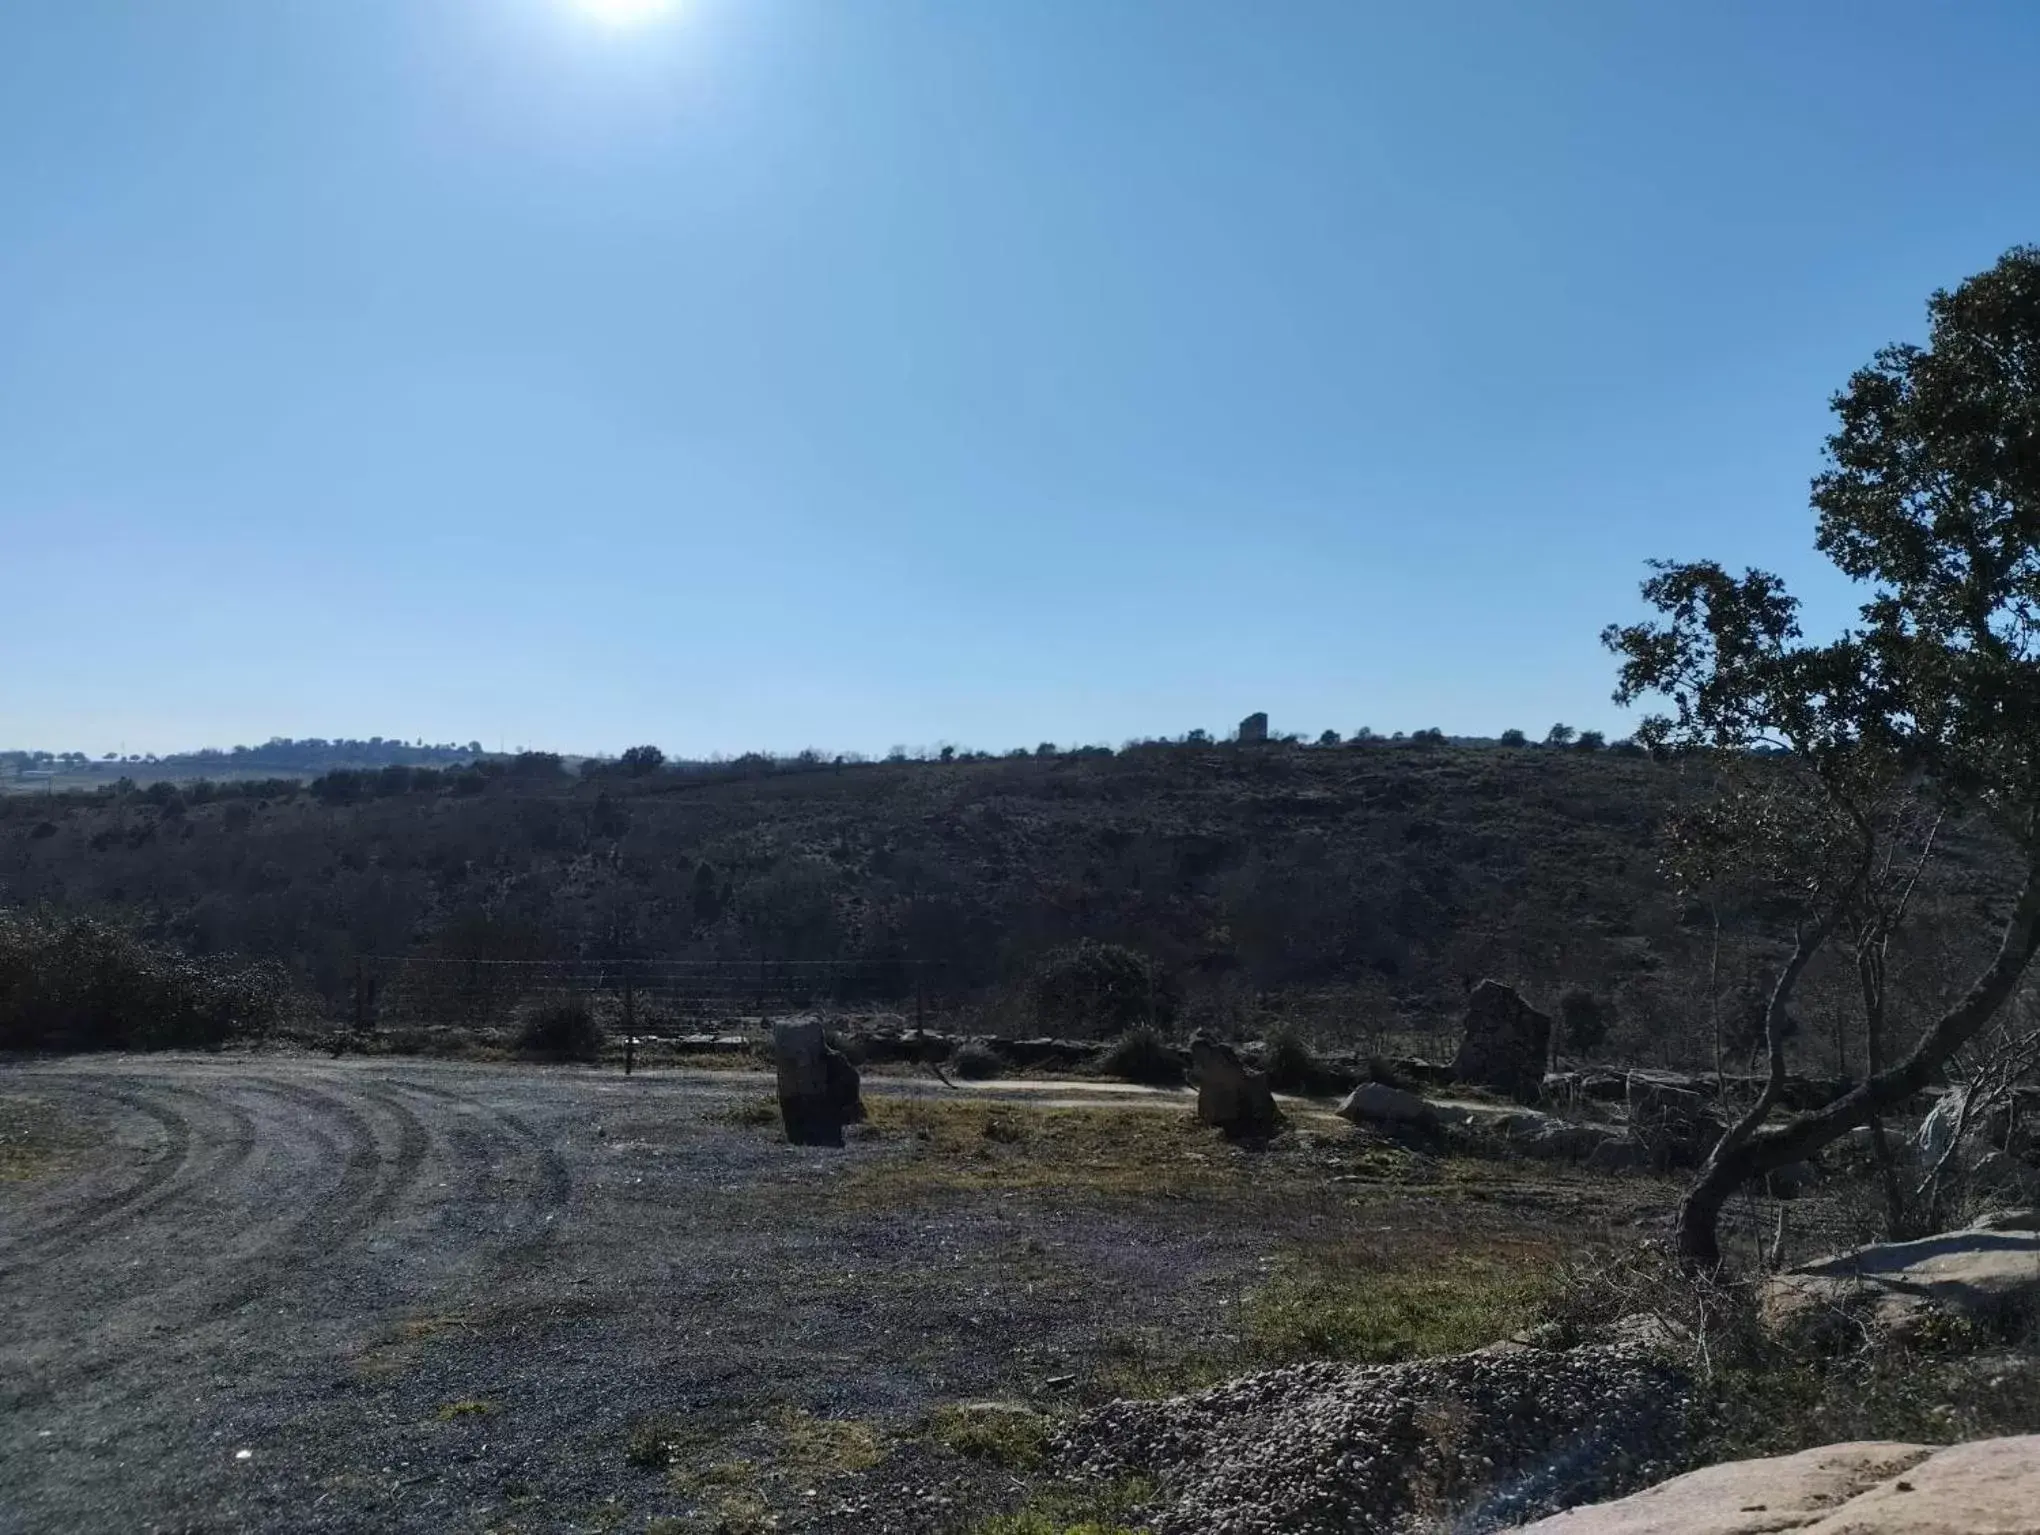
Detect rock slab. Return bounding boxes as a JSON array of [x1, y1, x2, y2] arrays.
[[772, 1018, 865, 1147], [1763, 1226, 2040, 1338], [1451, 979, 1552, 1103], [1518, 1435, 2040, 1533]]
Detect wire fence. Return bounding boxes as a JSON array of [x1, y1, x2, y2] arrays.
[[338, 955, 951, 1037]]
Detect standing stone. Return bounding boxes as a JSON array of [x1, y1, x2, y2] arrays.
[[1237, 711, 1269, 745], [1191, 1033, 1281, 1137], [1449, 980, 1552, 1103], [773, 1018, 865, 1147]]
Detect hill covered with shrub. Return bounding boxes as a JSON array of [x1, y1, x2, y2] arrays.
[[0, 742, 2014, 1068]]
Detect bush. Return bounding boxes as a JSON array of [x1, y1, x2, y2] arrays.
[[1558, 987, 1612, 1055], [1032, 941, 1177, 1036], [0, 910, 290, 1052], [951, 1040, 1003, 1080], [1096, 1025, 1185, 1086], [1260, 1023, 1325, 1093], [515, 999, 603, 1062]]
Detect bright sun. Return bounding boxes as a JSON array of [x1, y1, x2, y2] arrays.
[[572, 0, 679, 25]]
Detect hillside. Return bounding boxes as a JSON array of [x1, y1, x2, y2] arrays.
[[0, 743, 2014, 1068]]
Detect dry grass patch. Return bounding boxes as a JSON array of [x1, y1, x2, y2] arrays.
[[840, 1096, 1331, 1204], [0, 1093, 100, 1182]]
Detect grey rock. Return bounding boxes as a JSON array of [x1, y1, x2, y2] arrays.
[[772, 1018, 864, 1147], [1497, 1110, 1616, 1162], [1335, 1082, 1438, 1129], [1515, 1436, 2040, 1535], [1191, 1033, 1280, 1138], [1763, 1225, 2040, 1339]]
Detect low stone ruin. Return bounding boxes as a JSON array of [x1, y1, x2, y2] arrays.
[[1450, 980, 1552, 1103], [1190, 1033, 1280, 1137], [771, 1018, 865, 1147]]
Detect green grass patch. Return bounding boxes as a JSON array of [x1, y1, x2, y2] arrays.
[[926, 1403, 1052, 1467], [835, 1097, 1248, 1204], [969, 1476, 1157, 1535], [768, 1405, 886, 1475], [1243, 1237, 1558, 1366]]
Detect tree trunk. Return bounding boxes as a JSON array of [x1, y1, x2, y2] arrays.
[[1676, 853, 2040, 1270]]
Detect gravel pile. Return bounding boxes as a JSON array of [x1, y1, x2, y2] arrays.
[[1058, 1343, 1692, 1534]]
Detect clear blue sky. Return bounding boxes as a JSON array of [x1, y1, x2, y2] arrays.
[[6, 1, 2039, 758]]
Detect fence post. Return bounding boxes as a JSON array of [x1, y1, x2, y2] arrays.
[[623, 976, 637, 1076]]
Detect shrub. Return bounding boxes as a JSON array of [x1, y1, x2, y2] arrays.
[[1096, 1025, 1185, 1086], [1558, 987, 1612, 1055], [952, 1040, 1003, 1080], [1260, 1023, 1325, 1093], [620, 745, 666, 777], [0, 910, 291, 1052], [1031, 940, 1177, 1036], [515, 999, 604, 1062]]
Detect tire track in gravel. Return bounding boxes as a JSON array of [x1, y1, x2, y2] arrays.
[[0, 1079, 255, 1276], [177, 1076, 433, 1324], [369, 1075, 571, 1253]]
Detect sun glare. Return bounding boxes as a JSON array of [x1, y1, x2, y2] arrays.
[[572, 0, 679, 26]]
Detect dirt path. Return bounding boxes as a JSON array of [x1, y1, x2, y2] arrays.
[[0, 1055, 1630, 1534], [0, 1057, 1277, 1532]]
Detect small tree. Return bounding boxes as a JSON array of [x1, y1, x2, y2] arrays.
[[1557, 987, 1612, 1056], [1543, 723, 1576, 748], [1606, 246, 2040, 1269]]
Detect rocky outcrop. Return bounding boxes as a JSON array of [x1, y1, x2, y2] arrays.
[[771, 1018, 865, 1146], [1450, 980, 1552, 1103], [1190, 1033, 1280, 1138], [1518, 1435, 2040, 1533], [1763, 1224, 2040, 1341]]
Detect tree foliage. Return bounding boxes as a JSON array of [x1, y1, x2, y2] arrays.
[[1605, 246, 2040, 1268]]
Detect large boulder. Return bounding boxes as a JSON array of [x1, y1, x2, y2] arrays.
[[1450, 980, 1552, 1103], [1763, 1224, 2040, 1341], [772, 1018, 865, 1147], [1190, 1033, 1280, 1138], [1336, 1081, 1439, 1130], [1517, 1435, 2040, 1533]]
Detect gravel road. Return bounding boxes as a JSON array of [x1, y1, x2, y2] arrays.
[[0, 1055, 1304, 1535]]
